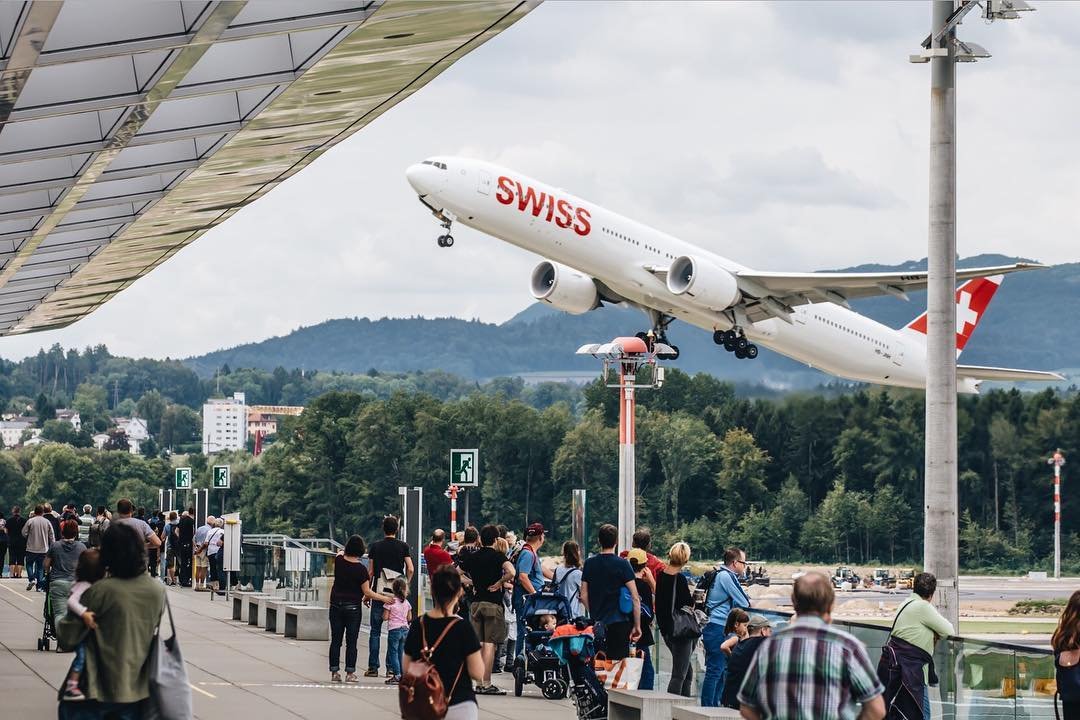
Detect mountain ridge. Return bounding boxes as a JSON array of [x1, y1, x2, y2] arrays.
[[183, 254, 1079, 387]]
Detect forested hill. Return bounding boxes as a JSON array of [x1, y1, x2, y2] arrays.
[[185, 254, 1080, 386]]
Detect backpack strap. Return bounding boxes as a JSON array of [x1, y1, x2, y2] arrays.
[[420, 615, 460, 659]]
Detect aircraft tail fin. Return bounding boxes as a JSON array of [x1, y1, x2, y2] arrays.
[[901, 275, 1003, 357]]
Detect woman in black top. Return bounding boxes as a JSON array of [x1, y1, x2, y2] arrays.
[[655, 541, 696, 697], [404, 565, 485, 720], [328, 535, 392, 683]]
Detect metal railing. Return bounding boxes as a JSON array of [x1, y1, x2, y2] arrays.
[[238, 534, 343, 603], [653, 608, 1058, 719]]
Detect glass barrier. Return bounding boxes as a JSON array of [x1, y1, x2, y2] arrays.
[[652, 607, 1057, 719]]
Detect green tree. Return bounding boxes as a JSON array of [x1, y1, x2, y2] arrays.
[[715, 428, 769, 528], [136, 390, 168, 436], [159, 404, 201, 450], [641, 411, 720, 529], [72, 383, 108, 429]]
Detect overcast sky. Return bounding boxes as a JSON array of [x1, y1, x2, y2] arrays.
[[2, 1, 1077, 361]]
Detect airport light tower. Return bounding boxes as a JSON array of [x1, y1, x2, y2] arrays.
[[910, 0, 1033, 626], [577, 336, 670, 552]]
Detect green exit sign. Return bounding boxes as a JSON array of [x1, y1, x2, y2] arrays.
[[213, 465, 230, 489], [175, 467, 191, 489]]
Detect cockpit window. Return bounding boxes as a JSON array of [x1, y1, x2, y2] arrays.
[[421, 160, 447, 170], [421, 160, 434, 165]]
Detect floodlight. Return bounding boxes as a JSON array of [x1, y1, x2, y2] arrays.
[[985, 0, 1034, 21]]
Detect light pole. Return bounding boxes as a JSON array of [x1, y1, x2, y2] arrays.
[[910, 0, 1032, 626], [577, 336, 670, 552], [1048, 450, 1066, 580]]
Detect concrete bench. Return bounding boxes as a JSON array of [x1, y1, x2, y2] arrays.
[[284, 605, 329, 641], [672, 706, 743, 720], [231, 591, 268, 622], [257, 595, 287, 628], [263, 598, 294, 634], [608, 689, 696, 720], [245, 593, 273, 625]]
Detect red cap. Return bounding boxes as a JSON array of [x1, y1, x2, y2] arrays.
[[526, 522, 546, 537]]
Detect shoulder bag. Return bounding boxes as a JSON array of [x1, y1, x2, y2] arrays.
[[400, 616, 464, 720], [146, 593, 193, 720], [669, 573, 704, 640]]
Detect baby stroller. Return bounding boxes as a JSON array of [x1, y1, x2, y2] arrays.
[[550, 623, 607, 720], [513, 583, 574, 699], [38, 573, 56, 651]]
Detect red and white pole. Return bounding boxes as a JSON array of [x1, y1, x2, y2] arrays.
[[1051, 451, 1065, 579], [617, 360, 637, 553], [449, 485, 459, 537]]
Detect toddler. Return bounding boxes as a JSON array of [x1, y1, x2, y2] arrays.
[[383, 577, 412, 684], [63, 549, 105, 701]]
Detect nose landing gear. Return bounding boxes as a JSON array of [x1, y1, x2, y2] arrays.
[[713, 329, 758, 360], [436, 234, 454, 247], [418, 195, 455, 248]]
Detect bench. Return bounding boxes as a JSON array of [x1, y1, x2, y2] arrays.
[[263, 598, 294, 634], [231, 591, 268, 622], [245, 593, 273, 625], [608, 689, 696, 720], [284, 605, 329, 641], [672, 706, 743, 720], [257, 595, 287, 628]]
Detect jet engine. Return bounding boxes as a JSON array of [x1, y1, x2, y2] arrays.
[[666, 256, 741, 310], [530, 261, 599, 315]]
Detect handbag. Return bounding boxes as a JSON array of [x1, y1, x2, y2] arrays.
[[594, 650, 645, 691], [146, 594, 193, 720], [669, 573, 704, 640], [399, 617, 463, 720]]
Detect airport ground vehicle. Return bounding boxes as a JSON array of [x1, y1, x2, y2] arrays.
[[897, 569, 915, 590], [872, 568, 897, 589], [832, 566, 861, 589]]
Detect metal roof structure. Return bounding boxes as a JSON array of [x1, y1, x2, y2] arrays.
[[0, 0, 536, 335]]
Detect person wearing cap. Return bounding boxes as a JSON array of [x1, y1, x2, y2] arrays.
[[721, 614, 772, 709], [619, 529, 666, 579], [512, 522, 552, 658], [628, 548, 657, 690]]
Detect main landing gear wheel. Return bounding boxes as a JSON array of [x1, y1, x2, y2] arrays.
[[734, 346, 747, 360], [436, 234, 454, 247], [745, 344, 759, 359]]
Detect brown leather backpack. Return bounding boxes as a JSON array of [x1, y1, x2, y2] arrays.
[[399, 616, 463, 720]]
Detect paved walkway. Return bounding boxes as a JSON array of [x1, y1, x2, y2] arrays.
[[0, 578, 575, 719]]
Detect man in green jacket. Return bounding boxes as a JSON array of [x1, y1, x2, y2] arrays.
[[888, 572, 954, 718]]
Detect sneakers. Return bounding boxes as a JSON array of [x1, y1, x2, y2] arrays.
[[492, 666, 503, 674], [330, 672, 342, 683], [62, 685, 85, 701], [476, 684, 507, 695], [345, 673, 359, 683], [363, 668, 379, 678], [26, 581, 33, 591], [384, 675, 400, 685]]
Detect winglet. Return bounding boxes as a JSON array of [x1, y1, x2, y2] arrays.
[[903, 275, 1004, 355]]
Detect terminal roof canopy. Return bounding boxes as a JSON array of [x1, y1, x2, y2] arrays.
[[0, 0, 536, 335]]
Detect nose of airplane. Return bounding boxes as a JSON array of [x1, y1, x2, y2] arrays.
[[405, 162, 437, 195]]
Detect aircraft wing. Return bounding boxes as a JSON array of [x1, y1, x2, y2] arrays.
[[733, 263, 1044, 323], [956, 365, 1065, 383]]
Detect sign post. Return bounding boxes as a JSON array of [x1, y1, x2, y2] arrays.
[[222, 512, 241, 601], [444, 485, 459, 536], [399, 486, 424, 613], [1048, 450, 1066, 580], [213, 465, 230, 515]]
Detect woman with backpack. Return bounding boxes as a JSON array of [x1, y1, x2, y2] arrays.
[[402, 565, 485, 720], [1053, 590, 1080, 719], [554, 541, 583, 618]]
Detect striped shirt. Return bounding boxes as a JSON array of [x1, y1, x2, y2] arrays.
[[737, 615, 883, 720]]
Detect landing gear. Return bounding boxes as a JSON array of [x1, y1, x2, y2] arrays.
[[638, 312, 679, 360], [419, 195, 455, 248], [714, 327, 758, 360], [436, 234, 454, 247]]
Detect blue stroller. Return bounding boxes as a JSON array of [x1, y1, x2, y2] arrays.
[[513, 583, 574, 699]]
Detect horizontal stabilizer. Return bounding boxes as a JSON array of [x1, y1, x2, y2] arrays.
[[957, 364, 1064, 382]]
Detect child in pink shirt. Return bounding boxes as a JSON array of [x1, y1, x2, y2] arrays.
[[63, 549, 105, 700], [382, 578, 412, 683]]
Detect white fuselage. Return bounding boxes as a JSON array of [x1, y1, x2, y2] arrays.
[[406, 157, 942, 391]]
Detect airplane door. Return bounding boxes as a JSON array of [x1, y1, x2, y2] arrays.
[[477, 170, 492, 195]]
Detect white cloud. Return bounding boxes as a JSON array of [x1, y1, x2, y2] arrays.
[[0, 0, 1075, 362]]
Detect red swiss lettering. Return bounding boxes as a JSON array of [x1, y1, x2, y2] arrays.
[[555, 199, 573, 228], [495, 176, 514, 205], [573, 207, 592, 236]]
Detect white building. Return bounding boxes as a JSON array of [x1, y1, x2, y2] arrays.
[[203, 392, 246, 454], [55, 409, 81, 432], [0, 420, 34, 448], [125, 417, 149, 455]]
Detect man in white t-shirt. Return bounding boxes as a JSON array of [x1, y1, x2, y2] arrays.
[[206, 519, 225, 592]]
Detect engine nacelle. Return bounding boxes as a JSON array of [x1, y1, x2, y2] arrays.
[[666, 255, 741, 310], [530, 261, 599, 315]]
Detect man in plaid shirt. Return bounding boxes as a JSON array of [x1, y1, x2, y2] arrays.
[[738, 572, 885, 720]]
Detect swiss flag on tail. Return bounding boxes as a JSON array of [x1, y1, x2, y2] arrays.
[[903, 275, 1003, 354]]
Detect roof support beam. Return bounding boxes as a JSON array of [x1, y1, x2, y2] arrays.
[[0, 1, 249, 292], [0, 2, 62, 124]]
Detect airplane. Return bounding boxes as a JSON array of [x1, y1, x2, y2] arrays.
[[405, 157, 1064, 393]]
